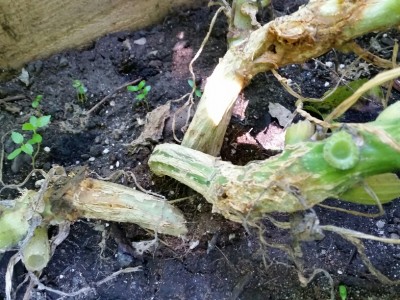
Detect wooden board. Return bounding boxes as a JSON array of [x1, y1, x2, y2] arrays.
[[0, 0, 205, 71]]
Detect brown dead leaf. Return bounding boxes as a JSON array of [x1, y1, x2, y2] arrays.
[[128, 101, 171, 153]]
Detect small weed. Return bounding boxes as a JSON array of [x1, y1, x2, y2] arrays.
[[72, 80, 88, 103], [7, 115, 51, 168], [31, 95, 43, 109], [188, 79, 202, 98], [127, 80, 151, 108], [339, 284, 347, 300]]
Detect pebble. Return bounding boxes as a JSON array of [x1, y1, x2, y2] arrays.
[[133, 37, 147, 45], [43, 146, 51, 152], [58, 56, 69, 67], [376, 220, 386, 229], [102, 148, 110, 154], [324, 82, 330, 87], [325, 61, 333, 68], [390, 233, 400, 240], [89, 157, 95, 162]]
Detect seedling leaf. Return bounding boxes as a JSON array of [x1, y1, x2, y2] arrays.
[[136, 94, 145, 100], [144, 85, 151, 93], [339, 285, 347, 300], [22, 123, 35, 131], [127, 85, 140, 92], [188, 79, 194, 88], [195, 89, 202, 97], [29, 133, 43, 144], [21, 143, 34, 156], [7, 148, 22, 160], [37, 115, 51, 128], [11, 132, 24, 144], [138, 80, 146, 90], [72, 80, 81, 88], [29, 116, 38, 128]]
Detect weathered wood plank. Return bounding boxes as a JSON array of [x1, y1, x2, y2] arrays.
[[0, 0, 204, 71]]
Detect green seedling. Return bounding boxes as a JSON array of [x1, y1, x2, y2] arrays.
[[31, 95, 43, 109], [188, 79, 202, 98], [7, 115, 51, 167], [339, 284, 347, 300], [127, 80, 151, 108], [72, 80, 88, 103]]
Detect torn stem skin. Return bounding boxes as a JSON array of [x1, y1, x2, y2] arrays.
[[150, 102, 400, 223], [182, 0, 400, 155], [0, 170, 187, 252]]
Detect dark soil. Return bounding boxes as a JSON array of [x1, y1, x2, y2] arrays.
[[1, 3, 400, 300]]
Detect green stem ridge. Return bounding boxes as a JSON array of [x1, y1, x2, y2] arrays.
[[150, 102, 400, 223]]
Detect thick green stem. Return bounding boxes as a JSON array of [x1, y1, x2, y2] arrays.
[[182, 0, 400, 155], [44, 173, 187, 237], [21, 226, 50, 272], [151, 102, 400, 223]]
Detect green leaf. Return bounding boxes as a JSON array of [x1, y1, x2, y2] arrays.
[[340, 173, 400, 205], [35, 95, 43, 102], [136, 94, 145, 101], [28, 133, 42, 144], [138, 80, 146, 90], [195, 89, 202, 98], [22, 123, 36, 131], [7, 148, 22, 160], [72, 80, 82, 88], [78, 85, 87, 94], [127, 85, 140, 92], [29, 116, 38, 128], [37, 115, 51, 128], [304, 78, 378, 118], [21, 143, 34, 156], [339, 285, 347, 300], [32, 101, 39, 108], [144, 85, 151, 93], [11, 132, 24, 144], [188, 79, 194, 88]]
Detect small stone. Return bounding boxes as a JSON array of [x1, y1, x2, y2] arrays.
[[109, 100, 116, 107], [324, 82, 330, 87], [390, 233, 400, 240], [102, 148, 110, 154], [89, 157, 95, 162], [376, 220, 386, 229], [116, 161, 120, 168], [110, 165, 114, 170], [59, 56, 69, 67], [337, 270, 343, 275], [133, 37, 147, 45], [325, 61, 333, 68], [43, 146, 51, 152]]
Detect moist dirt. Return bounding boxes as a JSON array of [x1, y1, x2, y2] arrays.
[[1, 4, 400, 300]]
